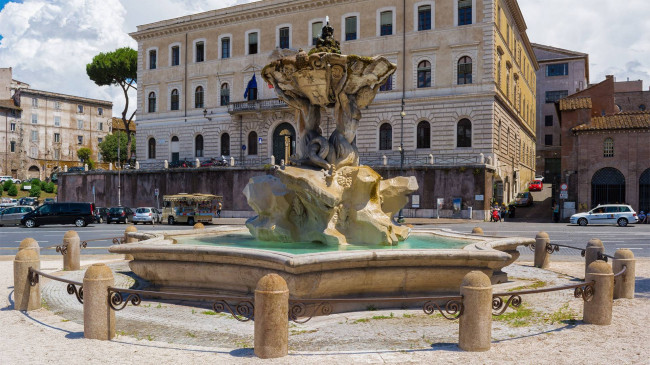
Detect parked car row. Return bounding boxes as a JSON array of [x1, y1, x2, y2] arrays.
[[0, 176, 21, 184]]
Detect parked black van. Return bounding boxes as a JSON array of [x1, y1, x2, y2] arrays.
[[21, 202, 96, 228]]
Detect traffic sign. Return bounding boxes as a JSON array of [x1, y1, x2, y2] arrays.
[[560, 183, 568, 191], [154, 188, 159, 196], [560, 191, 568, 199]]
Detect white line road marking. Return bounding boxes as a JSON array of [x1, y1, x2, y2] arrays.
[[619, 248, 643, 250]]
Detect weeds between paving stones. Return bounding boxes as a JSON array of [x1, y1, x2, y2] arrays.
[[507, 280, 548, 292], [290, 329, 318, 336]]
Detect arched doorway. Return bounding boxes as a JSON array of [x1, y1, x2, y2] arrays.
[[591, 167, 625, 208], [640, 169, 650, 213], [28, 165, 40, 180], [272, 123, 295, 164], [170, 136, 180, 163]]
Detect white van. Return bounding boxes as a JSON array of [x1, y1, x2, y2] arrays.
[[570, 204, 639, 227]]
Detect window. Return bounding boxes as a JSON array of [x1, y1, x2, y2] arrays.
[[10, 122, 15, 131], [54, 101, 61, 110], [379, 123, 392, 150], [457, 56, 472, 84], [77, 105, 84, 113], [148, 138, 156, 159], [221, 133, 230, 156], [380, 11, 393, 36], [640, 104, 646, 111], [417, 121, 431, 149], [457, 119, 472, 147], [77, 120, 83, 129], [546, 63, 568, 77], [54, 133, 60, 143], [248, 32, 258, 55], [195, 135, 204, 158], [30, 147, 37, 158], [312, 21, 323, 45], [10, 141, 15, 153], [545, 134, 553, 146], [279, 27, 290, 49], [31, 130, 38, 142], [97, 107, 103, 116], [171, 45, 180, 66], [248, 131, 258, 155], [545, 90, 568, 103], [417, 60, 431, 88], [221, 37, 230, 59], [54, 149, 60, 159], [604, 138, 614, 157], [170, 89, 179, 111], [54, 116, 60, 127], [77, 136, 83, 145], [32, 98, 38, 107], [458, 0, 472, 25], [148, 92, 156, 113], [418, 5, 431, 31], [345, 16, 357, 40], [220, 83, 230, 106], [98, 122, 103, 131], [194, 86, 204, 109], [545, 115, 553, 126], [195, 41, 204, 62], [149, 50, 157, 69], [506, 66, 511, 98], [31, 114, 37, 124], [246, 78, 258, 101], [380, 76, 393, 92]]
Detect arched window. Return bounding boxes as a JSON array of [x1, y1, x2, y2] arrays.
[[248, 131, 258, 155], [457, 56, 472, 84], [379, 123, 392, 150], [640, 169, 650, 213], [604, 138, 614, 157], [591, 167, 625, 207], [170, 89, 179, 111], [194, 86, 204, 109], [220, 83, 230, 106], [221, 133, 230, 156], [195, 134, 204, 158], [457, 119, 472, 147], [148, 92, 156, 113], [170, 136, 180, 163], [416, 121, 430, 149], [148, 138, 156, 159], [417, 61, 431, 88]]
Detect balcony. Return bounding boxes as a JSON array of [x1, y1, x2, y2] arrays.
[[228, 98, 288, 114]]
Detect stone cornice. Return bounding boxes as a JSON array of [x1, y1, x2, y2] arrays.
[[130, 0, 361, 41]]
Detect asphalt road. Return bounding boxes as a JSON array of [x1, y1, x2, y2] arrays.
[[1, 220, 648, 257]]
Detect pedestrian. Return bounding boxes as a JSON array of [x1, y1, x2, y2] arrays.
[[638, 211, 647, 224], [553, 202, 560, 223], [500, 204, 507, 222], [217, 201, 222, 218]]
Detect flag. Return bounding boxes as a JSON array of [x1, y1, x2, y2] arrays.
[[244, 74, 257, 98], [267, 83, 274, 89], [12, 88, 21, 107]]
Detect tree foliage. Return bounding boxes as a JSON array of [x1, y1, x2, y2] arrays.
[[86, 47, 137, 160], [7, 184, 17, 196], [29, 185, 41, 198], [43, 182, 55, 193], [77, 147, 92, 162], [98, 131, 136, 164], [2, 179, 12, 191]]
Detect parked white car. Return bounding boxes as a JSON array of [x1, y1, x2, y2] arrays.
[[0, 198, 18, 208], [133, 207, 162, 224], [570, 204, 639, 227], [0, 176, 20, 184]]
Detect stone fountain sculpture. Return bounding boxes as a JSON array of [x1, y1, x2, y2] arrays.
[[244, 21, 418, 245]]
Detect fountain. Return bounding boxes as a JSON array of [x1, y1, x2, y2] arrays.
[[109, 22, 534, 299]]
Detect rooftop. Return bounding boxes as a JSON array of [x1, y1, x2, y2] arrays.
[[572, 111, 650, 132], [558, 97, 592, 111]]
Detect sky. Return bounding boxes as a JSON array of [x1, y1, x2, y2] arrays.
[[0, 0, 648, 118]]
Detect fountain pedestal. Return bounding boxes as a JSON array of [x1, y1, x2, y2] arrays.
[[244, 165, 417, 245]]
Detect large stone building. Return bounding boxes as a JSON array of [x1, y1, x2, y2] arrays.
[[0, 67, 113, 180], [532, 44, 588, 184], [131, 0, 538, 216], [558, 75, 650, 216]]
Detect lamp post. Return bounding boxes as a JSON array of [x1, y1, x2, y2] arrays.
[[397, 102, 406, 223], [117, 131, 121, 206]]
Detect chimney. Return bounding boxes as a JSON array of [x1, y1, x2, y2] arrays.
[[606, 75, 614, 81]]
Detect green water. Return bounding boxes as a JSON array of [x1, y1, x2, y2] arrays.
[[175, 233, 470, 255]]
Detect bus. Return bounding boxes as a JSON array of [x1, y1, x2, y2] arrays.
[[162, 193, 222, 225]]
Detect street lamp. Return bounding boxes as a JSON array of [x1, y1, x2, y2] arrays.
[[397, 102, 406, 223], [117, 131, 121, 206]]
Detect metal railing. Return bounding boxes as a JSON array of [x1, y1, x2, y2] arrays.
[[492, 281, 595, 316], [227, 98, 288, 113], [52, 236, 123, 255], [358, 152, 482, 168], [530, 242, 615, 262], [28, 267, 84, 304]]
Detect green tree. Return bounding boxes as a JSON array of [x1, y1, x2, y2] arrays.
[[29, 185, 41, 198], [7, 184, 18, 197], [43, 182, 55, 193], [2, 179, 12, 191], [30, 179, 41, 188], [86, 47, 137, 160], [77, 147, 92, 162], [98, 131, 136, 164]]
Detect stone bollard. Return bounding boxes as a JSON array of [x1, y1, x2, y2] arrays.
[[429, 154, 434, 164], [459, 271, 492, 352], [83, 264, 115, 340], [382, 155, 387, 166], [13, 249, 41, 311], [270, 155, 275, 166], [164, 160, 169, 169], [64, 165, 68, 172], [195, 158, 200, 168], [230, 157, 235, 166], [18, 237, 40, 255], [583, 260, 614, 325], [62, 230, 81, 271], [135, 161, 140, 170], [585, 238, 604, 278], [471, 227, 483, 235], [123, 226, 137, 260], [193, 222, 205, 230], [613, 249, 635, 299], [254, 274, 289, 359], [84, 164, 88, 171], [109, 162, 113, 170], [534, 231, 550, 269]]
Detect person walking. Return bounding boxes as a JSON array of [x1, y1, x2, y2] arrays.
[[217, 201, 222, 218], [500, 204, 507, 222], [638, 211, 647, 224], [552, 201, 560, 223]]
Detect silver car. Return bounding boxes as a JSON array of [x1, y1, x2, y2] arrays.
[[0, 205, 34, 226], [133, 207, 161, 225]]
